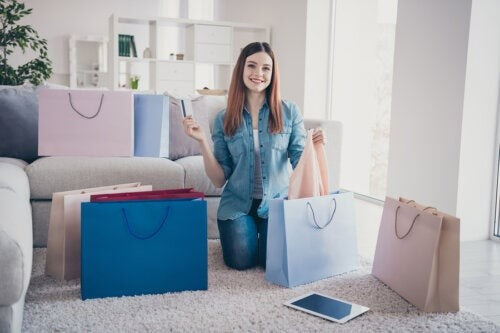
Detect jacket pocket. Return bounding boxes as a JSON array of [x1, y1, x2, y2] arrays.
[[226, 134, 245, 158], [271, 125, 292, 150]]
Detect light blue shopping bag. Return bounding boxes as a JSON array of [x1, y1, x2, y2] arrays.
[[134, 94, 169, 157], [265, 191, 359, 287], [81, 198, 207, 300]]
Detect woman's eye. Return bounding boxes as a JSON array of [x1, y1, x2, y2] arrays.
[[247, 64, 255, 68], [263, 67, 270, 71]]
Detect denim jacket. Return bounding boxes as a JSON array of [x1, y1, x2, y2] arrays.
[[212, 99, 306, 220]]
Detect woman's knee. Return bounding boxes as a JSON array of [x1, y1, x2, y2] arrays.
[[217, 216, 258, 270]]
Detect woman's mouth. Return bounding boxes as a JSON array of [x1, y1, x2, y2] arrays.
[[250, 78, 264, 84]]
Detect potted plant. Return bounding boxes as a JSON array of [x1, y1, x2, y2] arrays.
[[130, 75, 139, 90], [0, 0, 52, 85]]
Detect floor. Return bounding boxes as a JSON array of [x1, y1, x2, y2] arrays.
[[354, 198, 500, 325]]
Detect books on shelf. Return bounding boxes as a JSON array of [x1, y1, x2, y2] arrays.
[[130, 36, 137, 57], [118, 34, 137, 57]]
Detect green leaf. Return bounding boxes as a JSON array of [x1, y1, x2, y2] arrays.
[[0, 0, 52, 85]]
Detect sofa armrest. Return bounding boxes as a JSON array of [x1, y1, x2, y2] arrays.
[[0, 163, 33, 307], [303, 119, 343, 191]]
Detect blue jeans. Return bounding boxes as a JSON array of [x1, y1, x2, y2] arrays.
[[217, 199, 268, 270]]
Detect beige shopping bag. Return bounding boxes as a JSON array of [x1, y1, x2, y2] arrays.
[[372, 197, 460, 312], [288, 129, 329, 199], [45, 183, 152, 280]]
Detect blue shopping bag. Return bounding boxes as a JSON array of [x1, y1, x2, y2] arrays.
[[265, 191, 359, 287], [81, 198, 207, 300], [134, 94, 169, 157]]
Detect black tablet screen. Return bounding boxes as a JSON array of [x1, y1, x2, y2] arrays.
[[291, 294, 352, 320]]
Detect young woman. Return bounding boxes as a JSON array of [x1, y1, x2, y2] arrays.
[[183, 42, 326, 270]]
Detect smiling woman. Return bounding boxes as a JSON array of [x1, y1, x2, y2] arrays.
[[182, 42, 326, 271]]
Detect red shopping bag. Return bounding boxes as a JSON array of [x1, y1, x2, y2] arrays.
[[90, 188, 204, 202]]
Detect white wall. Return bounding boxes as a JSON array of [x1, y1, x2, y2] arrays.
[[386, 0, 472, 229], [13, 0, 167, 85], [456, 0, 500, 241], [214, 0, 308, 111], [303, 0, 332, 119]]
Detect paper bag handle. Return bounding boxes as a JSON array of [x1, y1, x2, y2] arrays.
[[306, 198, 337, 229], [68, 92, 104, 119], [394, 206, 420, 239], [121, 207, 170, 240], [404, 200, 438, 215]]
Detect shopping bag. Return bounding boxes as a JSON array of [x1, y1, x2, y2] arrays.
[[372, 197, 460, 312], [265, 190, 359, 287], [288, 129, 329, 199], [134, 94, 170, 157], [90, 188, 202, 202], [81, 197, 207, 299], [45, 183, 152, 280], [38, 89, 134, 157]]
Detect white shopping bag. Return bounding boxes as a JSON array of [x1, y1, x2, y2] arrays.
[[265, 191, 359, 287]]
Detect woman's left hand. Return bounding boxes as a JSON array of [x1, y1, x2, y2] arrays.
[[312, 128, 327, 145]]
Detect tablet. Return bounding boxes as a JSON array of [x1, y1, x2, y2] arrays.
[[284, 292, 369, 324]]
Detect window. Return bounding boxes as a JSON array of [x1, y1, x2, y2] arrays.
[[330, 0, 398, 199]]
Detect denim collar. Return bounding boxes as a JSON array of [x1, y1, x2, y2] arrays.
[[243, 96, 269, 114]]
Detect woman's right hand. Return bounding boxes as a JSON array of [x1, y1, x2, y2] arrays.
[[183, 116, 207, 143]]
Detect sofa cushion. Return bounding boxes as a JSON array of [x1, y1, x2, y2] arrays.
[[167, 95, 226, 160], [25, 157, 185, 200], [174, 156, 223, 196], [0, 85, 39, 161]]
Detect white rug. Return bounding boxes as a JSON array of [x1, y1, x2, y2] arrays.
[[23, 241, 499, 332]]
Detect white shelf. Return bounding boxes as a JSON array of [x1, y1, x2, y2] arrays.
[[196, 61, 234, 66], [118, 56, 156, 62], [156, 59, 195, 64], [109, 14, 270, 95], [77, 69, 108, 74]]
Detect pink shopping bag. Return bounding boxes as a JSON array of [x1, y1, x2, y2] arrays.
[[288, 129, 329, 199], [372, 197, 460, 312], [38, 89, 134, 157], [45, 183, 152, 280]]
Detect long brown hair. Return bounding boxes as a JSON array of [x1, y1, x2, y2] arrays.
[[224, 42, 282, 136]]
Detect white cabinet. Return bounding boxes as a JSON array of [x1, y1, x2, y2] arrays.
[[108, 14, 270, 96], [157, 61, 194, 80], [156, 61, 195, 97], [194, 44, 232, 63], [195, 25, 231, 44], [191, 24, 232, 63]]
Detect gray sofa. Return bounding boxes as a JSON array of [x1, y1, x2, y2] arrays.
[[0, 118, 342, 332]]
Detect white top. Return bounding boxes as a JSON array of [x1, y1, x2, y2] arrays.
[[252, 129, 263, 199]]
